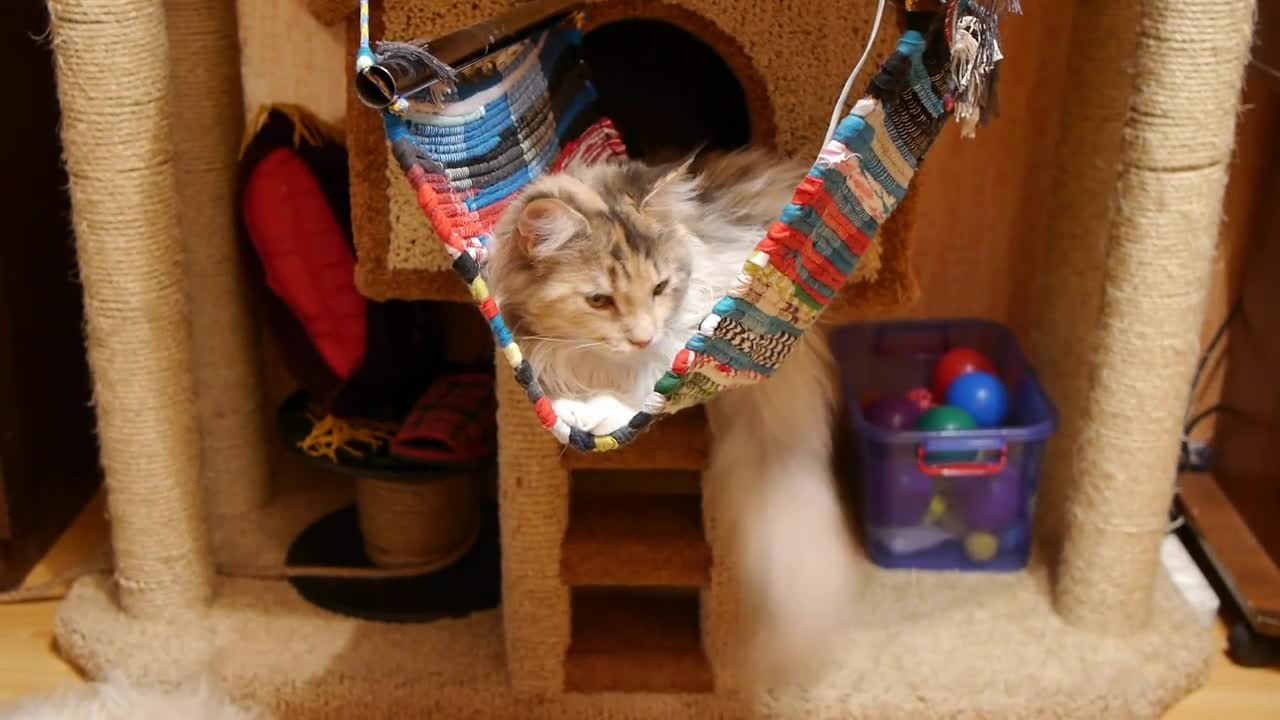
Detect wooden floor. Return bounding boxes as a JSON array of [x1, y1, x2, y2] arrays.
[[1, 494, 1277, 717]]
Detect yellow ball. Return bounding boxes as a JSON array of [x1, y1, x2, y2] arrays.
[[924, 495, 947, 524], [964, 532, 999, 563]]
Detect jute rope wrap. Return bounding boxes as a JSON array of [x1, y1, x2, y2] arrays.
[[1027, 1, 1140, 553], [1055, 0, 1255, 632], [166, 0, 273, 519], [494, 366, 570, 693], [47, 0, 214, 615]]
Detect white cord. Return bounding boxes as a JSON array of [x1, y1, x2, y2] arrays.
[[821, 0, 889, 150]]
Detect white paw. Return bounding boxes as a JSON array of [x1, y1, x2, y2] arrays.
[[552, 395, 637, 434]]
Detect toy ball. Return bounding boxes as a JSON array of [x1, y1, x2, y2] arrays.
[[915, 404, 978, 432], [906, 386, 935, 411], [948, 471, 1022, 531], [916, 405, 980, 463], [864, 395, 924, 432], [864, 462, 937, 528], [932, 347, 996, 399], [923, 495, 947, 524], [944, 371, 1009, 428], [964, 531, 999, 563]]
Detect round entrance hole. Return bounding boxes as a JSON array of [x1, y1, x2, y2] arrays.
[[582, 15, 773, 162]]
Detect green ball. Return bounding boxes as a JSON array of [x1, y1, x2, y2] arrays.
[[917, 405, 979, 463], [916, 405, 978, 432]]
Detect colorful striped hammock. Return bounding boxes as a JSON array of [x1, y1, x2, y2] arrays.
[[355, 0, 1013, 452]]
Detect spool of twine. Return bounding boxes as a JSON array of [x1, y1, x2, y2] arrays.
[[1055, 0, 1256, 633], [214, 472, 484, 581], [47, 0, 214, 615], [166, 0, 273, 518], [355, 474, 482, 570]]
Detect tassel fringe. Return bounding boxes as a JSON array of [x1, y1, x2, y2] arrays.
[[946, 0, 1018, 138], [373, 39, 460, 101]]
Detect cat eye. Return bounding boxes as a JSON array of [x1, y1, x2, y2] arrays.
[[585, 293, 614, 309], [653, 279, 670, 296]]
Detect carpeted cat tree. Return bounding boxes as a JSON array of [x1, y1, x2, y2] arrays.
[[44, 0, 1252, 717]]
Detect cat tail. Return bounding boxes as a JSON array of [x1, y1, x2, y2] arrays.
[[705, 329, 861, 688]]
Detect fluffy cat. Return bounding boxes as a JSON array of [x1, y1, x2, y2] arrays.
[[3, 675, 266, 720], [488, 148, 860, 685]]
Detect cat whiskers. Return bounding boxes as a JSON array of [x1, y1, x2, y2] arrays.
[[521, 335, 608, 352]]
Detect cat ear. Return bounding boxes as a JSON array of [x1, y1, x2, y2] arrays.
[[516, 197, 588, 257], [639, 147, 702, 209]]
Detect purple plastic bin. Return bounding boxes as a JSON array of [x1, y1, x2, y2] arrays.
[[830, 319, 1057, 572]]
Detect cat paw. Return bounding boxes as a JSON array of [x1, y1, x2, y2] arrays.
[[552, 396, 637, 435]]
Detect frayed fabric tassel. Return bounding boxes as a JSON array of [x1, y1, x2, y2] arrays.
[[374, 40, 460, 102], [948, 15, 981, 136], [946, 1, 1011, 138]]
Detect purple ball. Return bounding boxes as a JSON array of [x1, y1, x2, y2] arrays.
[[864, 395, 924, 432], [947, 470, 1022, 531], [864, 461, 936, 528]]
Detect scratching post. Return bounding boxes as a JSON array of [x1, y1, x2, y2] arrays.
[[166, 0, 273, 519], [1054, 0, 1256, 632], [47, 0, 214, 615], [494, 367, 570, 693], [1027, 1, 1139, 551]]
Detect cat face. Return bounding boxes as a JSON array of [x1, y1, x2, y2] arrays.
[[490, 161, 696, 356]]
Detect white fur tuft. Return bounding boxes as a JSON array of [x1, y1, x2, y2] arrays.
[[706, 330, 859, 688], [2, 674, 266, 720]]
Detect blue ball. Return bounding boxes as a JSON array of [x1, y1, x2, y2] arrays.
[[944, 371, 1009, 428]]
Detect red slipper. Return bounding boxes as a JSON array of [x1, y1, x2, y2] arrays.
[[390, 373, 497, 466]]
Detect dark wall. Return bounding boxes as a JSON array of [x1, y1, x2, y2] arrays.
[[582, 20, 752, 163], [0, 0, 102, 588]]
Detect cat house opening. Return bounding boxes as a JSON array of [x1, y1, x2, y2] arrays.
[[581, 12, 775, 162]]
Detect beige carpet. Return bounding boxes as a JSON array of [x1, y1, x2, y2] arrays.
[[52, 481, 1211, 719]]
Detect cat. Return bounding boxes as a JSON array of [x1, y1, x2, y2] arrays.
[[488, 148, 860, 686], [3, 674, 265, 720]]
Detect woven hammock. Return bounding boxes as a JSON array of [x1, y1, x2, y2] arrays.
[[355, 0, 1014, 452]]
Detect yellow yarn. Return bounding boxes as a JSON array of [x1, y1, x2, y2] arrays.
[[298, 412, 400, 463], [239, 102, 344, 159]]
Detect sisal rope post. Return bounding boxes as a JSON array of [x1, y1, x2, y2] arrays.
[[494, 365, 570, 693], [165, 0, 273, 519], [47, 0, 214, 615], [1027, 1, 1140, 554], [1054, 0, 1256, 632]]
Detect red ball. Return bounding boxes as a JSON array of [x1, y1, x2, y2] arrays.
[[906, 386, 935, 411], [932, 348, 996, 399]]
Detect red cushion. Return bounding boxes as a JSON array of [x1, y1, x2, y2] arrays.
[[242, 147, 366, 380]]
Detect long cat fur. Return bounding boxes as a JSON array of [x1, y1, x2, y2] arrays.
[[488, 148, 859, 686]]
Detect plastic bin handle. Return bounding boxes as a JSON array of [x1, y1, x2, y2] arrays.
[[916, 437, 1008, 478]]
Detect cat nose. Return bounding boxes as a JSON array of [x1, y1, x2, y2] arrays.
[[629, 336, 653, 349]]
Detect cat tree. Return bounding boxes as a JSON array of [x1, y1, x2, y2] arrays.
[[45, 0, 1253, 717]]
